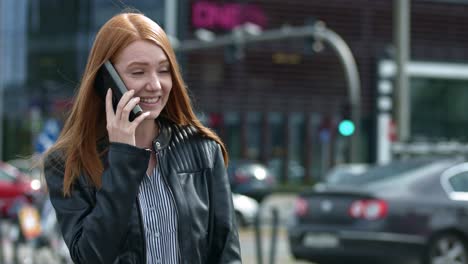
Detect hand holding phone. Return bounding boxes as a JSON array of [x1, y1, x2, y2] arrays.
[[95, 61, 143, 121]]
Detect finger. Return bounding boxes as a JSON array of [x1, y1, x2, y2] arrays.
[[122, 97, 140, 119], [105, 88, 114, 122], [115, 89, 135, 120], [123, 97, 140, 113], [131, 111, 151, 128]]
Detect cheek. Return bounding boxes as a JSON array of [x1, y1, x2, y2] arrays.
[[163, 79, 173, 94], [123, 79, 144, 92]]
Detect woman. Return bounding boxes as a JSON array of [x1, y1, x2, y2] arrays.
[[43, 11, 241, 264]]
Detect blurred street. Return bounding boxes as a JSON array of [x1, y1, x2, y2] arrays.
[[239, 226, 310, 264], [238, 194, 312, 264], [1, 221, 66, 264]]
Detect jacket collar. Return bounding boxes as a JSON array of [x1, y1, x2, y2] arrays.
[[153, 117, 172, 151], [97, 117, 173, 154]]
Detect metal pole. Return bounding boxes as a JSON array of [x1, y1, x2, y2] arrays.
[[174, 24, 361, 162], [269, 208, 279, 264], [254, 210, 263, 264], [164, 0, 178, 39], [394, 0, 411, 142], [315, 26, 361, 162]]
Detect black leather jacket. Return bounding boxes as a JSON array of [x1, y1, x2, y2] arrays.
[[44, 120, 242, 264]]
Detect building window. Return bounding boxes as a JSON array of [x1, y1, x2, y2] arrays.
[[266, 112, 285, 182], [224, 112, 241, 160], [411, 78, 468, 141], [246, 112, 262, 160], [288, 112, 306, 183]]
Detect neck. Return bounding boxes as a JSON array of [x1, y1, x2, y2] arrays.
[[135, 119, 159, 148]]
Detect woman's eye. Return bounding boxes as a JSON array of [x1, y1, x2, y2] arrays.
[[159, 68, 170, 73], [132, 71, 144, 75]]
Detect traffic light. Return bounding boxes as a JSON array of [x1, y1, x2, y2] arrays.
[[338, 120, 355, 137], [338, 102, 355, 137]]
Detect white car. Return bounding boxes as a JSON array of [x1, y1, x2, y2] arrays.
[[232, 193, 259, 227]]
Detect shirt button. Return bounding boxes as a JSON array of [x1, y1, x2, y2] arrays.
[[154, 232, 160, 238]]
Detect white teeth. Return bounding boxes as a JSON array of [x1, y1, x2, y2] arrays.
[[140, 97, 160, 103]]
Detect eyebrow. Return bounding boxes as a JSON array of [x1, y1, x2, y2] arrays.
[[127, 60, 170, 67]]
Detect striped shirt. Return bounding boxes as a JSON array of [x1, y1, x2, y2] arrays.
[[138, 167, 180, 264]]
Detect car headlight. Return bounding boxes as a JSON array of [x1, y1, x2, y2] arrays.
[[30, 179, 41, 191]]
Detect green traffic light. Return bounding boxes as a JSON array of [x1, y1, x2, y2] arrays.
[[338, 120, 355, 136]]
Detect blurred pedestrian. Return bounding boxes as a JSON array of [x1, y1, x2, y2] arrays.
[[41, 11, 241, 264]]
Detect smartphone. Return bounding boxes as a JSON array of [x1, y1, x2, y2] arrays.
[[95, 61, 143, 121]]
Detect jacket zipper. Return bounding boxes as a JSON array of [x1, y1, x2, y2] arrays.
[[153, 140, 183, 262]]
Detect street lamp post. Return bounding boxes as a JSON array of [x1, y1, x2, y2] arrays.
[[394, 0, 411, 142]]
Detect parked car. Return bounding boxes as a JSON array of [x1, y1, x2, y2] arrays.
[[232, 193, 259, 227], [288, 156, 468, 264], [0, 161, 42, 218], [228, 160, 276, 202]]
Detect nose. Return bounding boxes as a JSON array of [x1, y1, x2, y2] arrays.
[[146, 72, 162, 91]]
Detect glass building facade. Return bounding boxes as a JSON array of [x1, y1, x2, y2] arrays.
[[1, 0, 468, 184]]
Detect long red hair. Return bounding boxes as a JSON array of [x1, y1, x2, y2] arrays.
[[44, 12, 228, 196]]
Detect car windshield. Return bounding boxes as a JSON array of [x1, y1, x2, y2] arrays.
[[326, 158, 447, 186]]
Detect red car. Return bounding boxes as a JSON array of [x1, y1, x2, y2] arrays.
[[0, 161, 42, 218]]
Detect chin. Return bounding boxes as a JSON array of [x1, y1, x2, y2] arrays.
[[145, 111, 161, 120]]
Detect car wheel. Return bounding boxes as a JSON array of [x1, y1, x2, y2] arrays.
[[426, 232, 468, 264]]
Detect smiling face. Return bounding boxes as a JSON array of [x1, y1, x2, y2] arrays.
[[113, 40, 172, 120]]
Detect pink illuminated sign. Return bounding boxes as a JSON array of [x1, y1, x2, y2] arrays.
[[192, 1, 268, 30]]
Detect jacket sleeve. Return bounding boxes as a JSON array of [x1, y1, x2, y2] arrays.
[[208, 144, 242, 264], [44, 143, 150, 264]]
